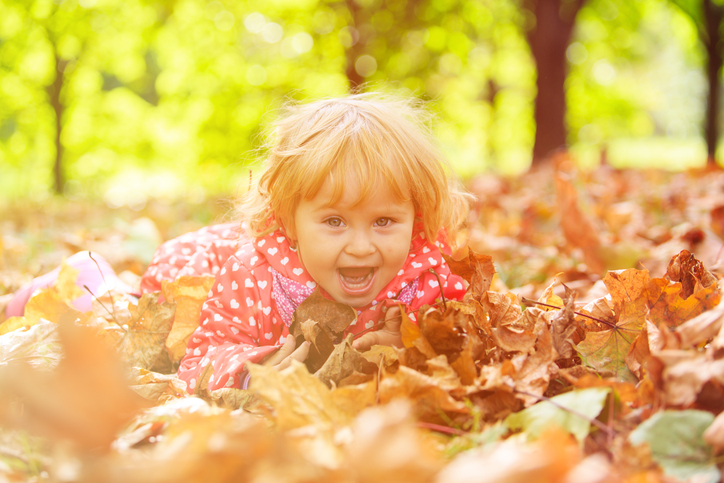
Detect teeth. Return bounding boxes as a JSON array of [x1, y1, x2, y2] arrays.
[[341, 270, 372, 286]]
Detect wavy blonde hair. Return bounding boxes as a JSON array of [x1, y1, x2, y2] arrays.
[[238, 93, 472, 244]]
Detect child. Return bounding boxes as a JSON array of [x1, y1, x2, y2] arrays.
[[170, 94, 472, 393], [5, 94, 472, 395]]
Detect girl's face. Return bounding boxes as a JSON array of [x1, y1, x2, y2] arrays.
[[289, 176, 415, 308]]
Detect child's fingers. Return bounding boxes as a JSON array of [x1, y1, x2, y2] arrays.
[[263, 336, 296, 366], [384, 306, 402, 329], [275, 341, 310, 370], [353, 307, 404, 351], [352, 332, 380, 352]]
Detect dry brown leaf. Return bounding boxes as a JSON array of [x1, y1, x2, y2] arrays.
[[481, 291, 522, 327], [546, 292, 580, 359], [290, 289, 356, 372], [378, 365, 469, 423], [117, 293, 176, 371], [666, 249, 717, 298], [555, 171, 605, 274], [648, 349, 724, 407], [442, 247, 496, 295], [491, 306, 539, 354], [247, 360, 354, 430], [625, 323, 651, 380], [314, 333, 377, 388]]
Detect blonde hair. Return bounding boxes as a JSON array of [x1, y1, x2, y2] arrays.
[[238, 93, 472, 244]]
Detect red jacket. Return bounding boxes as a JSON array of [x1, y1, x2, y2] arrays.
[[141, 223, 466, 393]]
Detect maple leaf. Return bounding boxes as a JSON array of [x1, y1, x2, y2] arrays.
[[575, 268, 650, 382], [116, 292, 176, 371]]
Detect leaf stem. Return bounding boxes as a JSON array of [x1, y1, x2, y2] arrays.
[[521, 297, 617, 329], [509, 385, 616, 437]]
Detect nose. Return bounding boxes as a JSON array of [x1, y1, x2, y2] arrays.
[[344, 229, 376, 257]]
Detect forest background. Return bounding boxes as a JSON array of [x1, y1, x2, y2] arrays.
[[0, 0, 720, 206]]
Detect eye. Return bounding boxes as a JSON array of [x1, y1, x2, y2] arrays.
[[325, 217, 343, 227], [375, 217, 392, 227]]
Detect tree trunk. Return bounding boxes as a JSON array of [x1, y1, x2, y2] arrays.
[[47, 50, 67, 195], [704, 0, 723, 165], [526, 0, 585, 165]]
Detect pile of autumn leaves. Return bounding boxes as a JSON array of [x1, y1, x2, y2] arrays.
[[4, 168, 724, 482]]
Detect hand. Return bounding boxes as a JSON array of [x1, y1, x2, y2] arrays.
[[263, 336, 310, 370], [352, 306, 403, 352]]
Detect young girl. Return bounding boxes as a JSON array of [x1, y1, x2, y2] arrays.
[[6, 94, 472, 394], [166, 94, 472, 393]]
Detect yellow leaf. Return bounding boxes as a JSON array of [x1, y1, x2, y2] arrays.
[[56, 261, 85, 303], [247, 360, 354, 431], [162, 276, 214, 363], [400, 309, 421, 348]]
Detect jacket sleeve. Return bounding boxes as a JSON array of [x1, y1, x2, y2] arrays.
[[177, 254, 279, 393]]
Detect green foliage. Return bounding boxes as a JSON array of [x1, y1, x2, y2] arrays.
[[504, 387, 610, 445], [629, 410, 720, 483], [0, 0, 713, 203]]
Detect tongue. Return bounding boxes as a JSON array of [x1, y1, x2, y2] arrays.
[[339, 267, 372, 278]]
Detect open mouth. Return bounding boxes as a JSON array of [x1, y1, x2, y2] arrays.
[[338, 267, 376, 295]]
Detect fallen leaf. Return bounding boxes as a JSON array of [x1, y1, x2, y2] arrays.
[[117, 293, 176, 371], [555, 172, 605, 274], [0, 319, 61, 371], [290, 289, 356, 372], [438, 428, 583, 483], [129, 367, 188, 403], [504, 387, 610, 445], [162, 276, 214, 363], [442, 247, 496, 295], [665, 250, 717, 298], [576, 269, 650, 381], [314, 334, 377, 388], [0, 313, 148, 450], [378, 365, 469, 424], [629, 410, 719, 483], [247, 360, 354, 430]]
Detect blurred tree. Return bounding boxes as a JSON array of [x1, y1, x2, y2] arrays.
[[523, 0, 587, 163], [668, 0, 724, 165]]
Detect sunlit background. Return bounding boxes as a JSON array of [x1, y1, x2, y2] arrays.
[[0, 0, 716, 209]]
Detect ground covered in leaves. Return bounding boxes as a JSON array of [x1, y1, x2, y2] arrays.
[[3, 162, 724, 482]]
